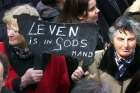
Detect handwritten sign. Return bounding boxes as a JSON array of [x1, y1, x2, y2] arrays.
[[16, 14, 99, 67]]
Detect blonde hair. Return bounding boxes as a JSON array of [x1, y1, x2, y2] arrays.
[[3, 4, 40, 48]]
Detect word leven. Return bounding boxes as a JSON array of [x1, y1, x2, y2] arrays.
[[28, 22, 79, 37]]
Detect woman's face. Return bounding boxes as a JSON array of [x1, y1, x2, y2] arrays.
[[86, 0, 100, 23], [113, 30, 136, 59], [6, 20, 24, 46]]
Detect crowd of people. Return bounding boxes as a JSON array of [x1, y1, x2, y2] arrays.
[[0, 0, 140, 93]]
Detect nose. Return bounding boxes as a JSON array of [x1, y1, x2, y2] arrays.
[[7, 29, 15, 37], [96, 7, 100, 14], [124, 39, 128, 48]]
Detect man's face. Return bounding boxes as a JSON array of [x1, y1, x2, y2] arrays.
[[86, 0, 100, 23], [113, 30, 136, 59], [6, 21, 24, 46]]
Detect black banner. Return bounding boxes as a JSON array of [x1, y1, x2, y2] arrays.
[[16, 14, 99, 68]]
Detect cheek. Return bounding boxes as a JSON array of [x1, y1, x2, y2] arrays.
[[88, 12, 96, 18], [113, 44, 121, 51], [17, 36, 24, 43], [129, 41, 136, 49], [112, 39, 122, 51], [18, 35, 26, 45], [113, 40, 121, 47]]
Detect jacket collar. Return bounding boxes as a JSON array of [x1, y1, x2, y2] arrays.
[[99, 46, 140, 81]]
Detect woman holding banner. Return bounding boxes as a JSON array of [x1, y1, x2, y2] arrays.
[[2, 4, 70, 93], [58, 0, 109, 89]]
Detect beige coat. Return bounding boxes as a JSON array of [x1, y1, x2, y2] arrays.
[[124, 0, 140, 22], [86, 50, 131, 93]]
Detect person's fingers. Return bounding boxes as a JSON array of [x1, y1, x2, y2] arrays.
[[33, 70, 43, 74], [71, 66, 85, 80], [73, 72, 81, 79], [31, 74, 42, 82], [33, 76, 42, 82], [32, 71, 43, 79], [71, 73, 79, 80], [74, 70, 83, 78], [71, 71, 83, 80], [84, 71, 89, 76], [75, 67, 84, 76]]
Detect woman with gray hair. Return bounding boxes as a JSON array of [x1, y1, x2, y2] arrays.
[[3, 4, 70, 93], [71, 16, 140, 93], [108, 16, 140, 45]]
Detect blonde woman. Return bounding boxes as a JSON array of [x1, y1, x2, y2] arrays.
[[3, 4, 70, 93]]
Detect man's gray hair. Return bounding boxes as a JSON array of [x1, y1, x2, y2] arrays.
[[109, 16, 140, 45]]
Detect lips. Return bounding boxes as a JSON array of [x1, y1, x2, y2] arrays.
[[9, 36, 16, 41], [122, 49, 129, 52]]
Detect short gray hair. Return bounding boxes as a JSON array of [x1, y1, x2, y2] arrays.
[[109, 16, 140, 45]]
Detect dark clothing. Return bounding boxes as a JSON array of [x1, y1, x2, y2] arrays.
[[58, 16, 109, 50], [0, 24, 7, 42], [99, 46, 140, 81], [65, 56, 78, 90], [36, 1, 60, 22], [87, 46, 140, 93], [97, 14, 110, 50], [127, 0, 135, 5], [5, 45, 70, 93], [97, 0, 128, 26], [8, 46, 34, 76], [1, 87, 15, 93]]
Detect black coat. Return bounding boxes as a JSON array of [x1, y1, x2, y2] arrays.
[[99, 46, 140, 81], [97, 0, 128, 26], [1, 87, 15, 93]]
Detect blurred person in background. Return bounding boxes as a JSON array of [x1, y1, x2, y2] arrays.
[[36, 0, 65, 22]]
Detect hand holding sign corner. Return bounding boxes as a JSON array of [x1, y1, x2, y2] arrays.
[[16, 14, 99, 70]]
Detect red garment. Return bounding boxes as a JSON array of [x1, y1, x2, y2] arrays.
[[0, 42, 7, 55], [5, 55, 70, 93]]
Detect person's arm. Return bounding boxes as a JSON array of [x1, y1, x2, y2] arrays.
[[20, 68, 43, 89], [71, 49, 105, 81], [5, 65, 43, 91], [5, 65, 20, 90], [71, 66, 85, 81]]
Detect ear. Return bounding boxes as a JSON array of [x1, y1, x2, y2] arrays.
[[78, 11, 87, 21], [79, 16, 85, 20], [78, 15, 87, 22]]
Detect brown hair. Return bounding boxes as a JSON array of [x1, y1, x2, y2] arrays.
[[59, 0, 89, 23]]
